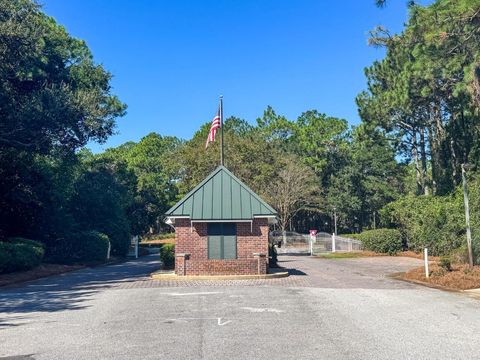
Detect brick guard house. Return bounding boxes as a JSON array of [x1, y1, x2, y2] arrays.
[[165, 165, 278, 276]]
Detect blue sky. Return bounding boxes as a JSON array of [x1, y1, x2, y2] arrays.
[[42, 0, 426, 152]]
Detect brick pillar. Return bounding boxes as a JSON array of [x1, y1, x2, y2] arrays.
[[253, 253, 267, 275], [175, 253, 190, 276]]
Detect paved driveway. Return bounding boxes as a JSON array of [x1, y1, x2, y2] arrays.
[[1, 254, 480, 360]]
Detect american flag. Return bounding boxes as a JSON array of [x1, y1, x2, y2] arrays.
[[205, 106, 221, 148]]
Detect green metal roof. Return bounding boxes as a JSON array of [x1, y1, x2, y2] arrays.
[[165, 165, 277, 220]]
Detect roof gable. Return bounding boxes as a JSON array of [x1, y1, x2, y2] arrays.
[[165, 166, 277, 220]]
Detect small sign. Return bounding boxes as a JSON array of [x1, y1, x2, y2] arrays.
[[309, 230, 318, 237]]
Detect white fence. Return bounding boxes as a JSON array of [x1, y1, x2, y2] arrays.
[[271, 232, 362, 255]]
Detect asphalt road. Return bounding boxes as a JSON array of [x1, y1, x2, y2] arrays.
[[1, 254, 480, 360]]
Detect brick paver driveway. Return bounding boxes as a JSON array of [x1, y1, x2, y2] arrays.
[[1, 254, 480, 360]]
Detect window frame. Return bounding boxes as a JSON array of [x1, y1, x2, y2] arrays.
[[207, 222, 237, 260]]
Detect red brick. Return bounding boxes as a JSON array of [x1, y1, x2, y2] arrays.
[[174, 218, 269, 276]]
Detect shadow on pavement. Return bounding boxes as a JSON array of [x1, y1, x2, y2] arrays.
[[0, 255, 160, 325], [285, 268, 308, 276]]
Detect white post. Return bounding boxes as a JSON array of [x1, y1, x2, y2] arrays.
[[424, 248, 429, 278], [310, 235, 314, 256], [107, 241, 111, 260], [462, 164, 474, 267], [332, 233, 336, 253], [135, 236, 139, 259], [334, 209, 337, 236]]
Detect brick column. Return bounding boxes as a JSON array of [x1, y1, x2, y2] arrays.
[[253, 253, 267, 275], [175, 253, 190, 276]]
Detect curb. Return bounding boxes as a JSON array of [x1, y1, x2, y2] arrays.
[[389, 272, 474, 294], [150, 271, 289, 281], [0, 254, 155, 289], [462, 288, 480, 300], [0, 265, 86, 289]]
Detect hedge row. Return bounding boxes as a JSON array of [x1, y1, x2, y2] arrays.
[[48, 231, 110, 264], [0, 238, 45, 273], [381, 194, 465, 256], [160, 243, 175, 269], [354, 228, 403, 255]]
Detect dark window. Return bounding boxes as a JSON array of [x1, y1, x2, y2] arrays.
[[207, 223, 237, 259]]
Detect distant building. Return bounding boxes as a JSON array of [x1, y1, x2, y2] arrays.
[[165, 166, 278, 276]]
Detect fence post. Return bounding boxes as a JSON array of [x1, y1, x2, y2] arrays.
[[424, 248, 429, 278], [332, 233, 336, 253]]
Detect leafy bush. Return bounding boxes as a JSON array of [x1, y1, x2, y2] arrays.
[[269, 244, 278, 266], [79, 231, 110, 263], [139, 242, 161, 249], [356, 228, 403, 255], [340, 233, 362, 240], [450, 245, 470, 264], [378, 174, 480, 262], [143, 232, 175, 241], [439, 256, 452, 272], [381, 195, 464, 256], [49, 231, 109, 264], [160, 243, 175, 269], [0, 238, 45, 273], [101, 220, 130, 257], [70, 168, 132, 257], [0, 244, 8, 272], [8, 237, 45, 249]]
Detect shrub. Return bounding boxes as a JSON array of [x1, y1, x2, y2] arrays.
[[381, 194, 464, 256], [439, 256, 453, 272], [356, 228, 403, 255], [79, 231, 110, 263], [269, 244, 278, 267], [377, 174, 480, 262], [101, 220, 130, 257], [49, 231, 109, 264], [160, 243, 175, 269], [0, 238, 45, 273], [70, 168, 132, 257], [143, 232, 175, 241], [0, 244, 8, 272], [340, 233, 362, 240], [8, 237, 45, 249]]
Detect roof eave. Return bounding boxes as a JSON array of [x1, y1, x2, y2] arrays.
[[165, 214, 278, 225]]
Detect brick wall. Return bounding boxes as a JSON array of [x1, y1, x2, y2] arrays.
[[174, 218, 269, 276]]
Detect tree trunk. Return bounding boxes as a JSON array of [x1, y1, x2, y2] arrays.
[[419, 126, 430, 195], [450, 138, 458, 185], [280, 217, 288, 245], [412, 131, 422, 195], [428, 102, 448, 195], [427, 125, 438, 195], [419, 127, 429, 195]]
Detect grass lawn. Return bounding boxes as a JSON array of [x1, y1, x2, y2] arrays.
[[315, 251, 376, 259], [140, 238, 175, 245], [315, 250, 440, 261]]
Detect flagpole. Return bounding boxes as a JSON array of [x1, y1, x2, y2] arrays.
[[220, 95, 224, 166]]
